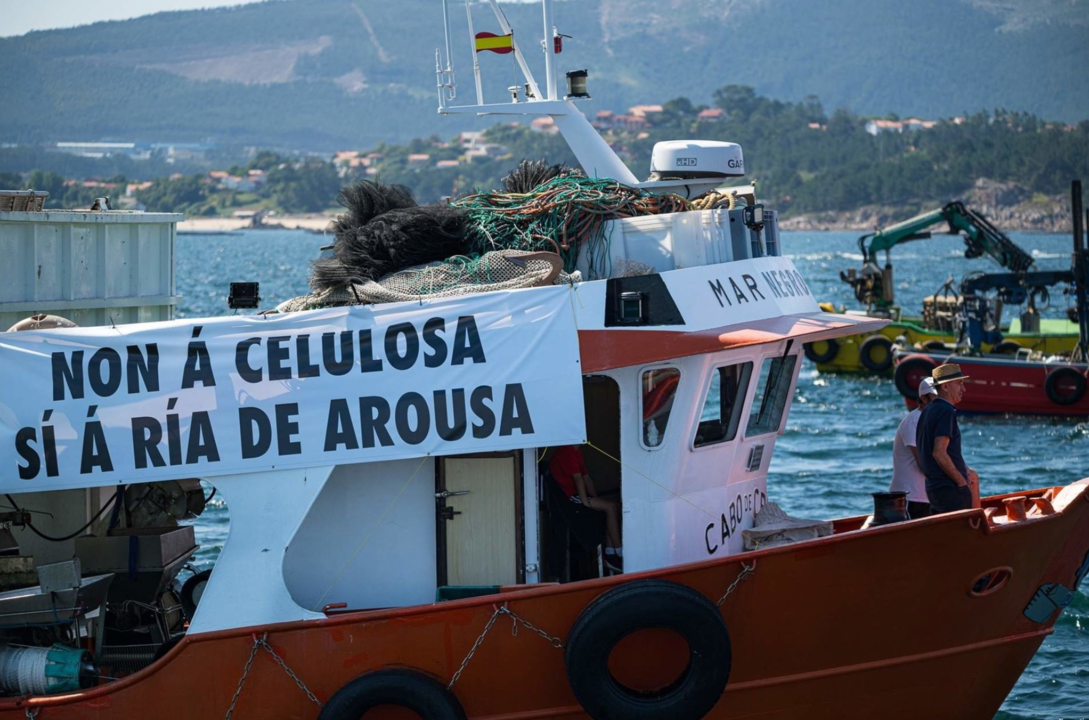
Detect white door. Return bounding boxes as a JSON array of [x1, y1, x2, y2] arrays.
[[442, 456, 519, 586]]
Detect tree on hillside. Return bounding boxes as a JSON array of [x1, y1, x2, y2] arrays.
[[20, 170, 102, 209], [137, 175, 209, 213], [247, 151, 286, 172], [265, 159, 340, 213], [714, 85, 759, 121], [21, 170, 67, 199]]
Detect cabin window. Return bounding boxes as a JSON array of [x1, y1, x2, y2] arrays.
[[641, 367, 680, 448], [745, 354, 797, 437], [694, 362, 754, 448]]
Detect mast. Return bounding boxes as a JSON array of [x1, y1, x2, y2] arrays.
[[435, 0, 638, 185], [1073, 180, 1089, 362], [541, 0, 557, 100], [465, 0, 484, 105]]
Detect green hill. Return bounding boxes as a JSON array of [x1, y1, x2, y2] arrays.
[[1, 0, 1085, 150]]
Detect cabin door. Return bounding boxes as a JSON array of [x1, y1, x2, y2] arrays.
[[437, 454, 523, 587]]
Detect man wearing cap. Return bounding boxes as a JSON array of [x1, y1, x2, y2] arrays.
[[916, 363, 980, 514], [891, 377, 937, 519]]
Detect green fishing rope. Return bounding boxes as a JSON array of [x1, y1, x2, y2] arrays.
[[452, 174, 690, 273]]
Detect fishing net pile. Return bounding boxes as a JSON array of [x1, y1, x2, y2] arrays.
[[453, 168, 689, 274], [284, 160, 689, 310], [280, 250, 572, 311]]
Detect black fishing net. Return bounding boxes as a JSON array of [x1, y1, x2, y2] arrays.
[[501, 159, 582, 194], [306, 164, 687, 303], [310, 181, 470, 293]]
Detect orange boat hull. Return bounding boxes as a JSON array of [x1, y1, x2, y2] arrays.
[[8, 483, 1089, 720]]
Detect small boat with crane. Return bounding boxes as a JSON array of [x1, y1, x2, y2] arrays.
[[0, 3, 1088, 719], [810, 201, 1079, 373], [893, 181, 1089, 415]]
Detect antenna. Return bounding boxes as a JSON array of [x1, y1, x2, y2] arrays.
[[436, 0, 456, 105]]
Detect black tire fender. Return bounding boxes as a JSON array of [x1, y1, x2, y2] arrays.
[[923, 340, 948, 352], [993, 340, 1022, 355], [180, 569, 212, 621], [318, 668, 467, 720], [859, 334, 894, 373], [564, 579, 731, 720], [894, 354, 938, 401], [1044, 367, 1087, 406], [803, 338, 839, 364]]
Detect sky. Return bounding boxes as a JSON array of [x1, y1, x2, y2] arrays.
[[0, 0, 261, 38]]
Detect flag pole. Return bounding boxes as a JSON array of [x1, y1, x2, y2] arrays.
[[465, 0, 484, 105], [485, 0, 542, 100]]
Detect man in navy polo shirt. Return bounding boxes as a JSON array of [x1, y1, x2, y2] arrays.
[[916, 363, 980, 514]]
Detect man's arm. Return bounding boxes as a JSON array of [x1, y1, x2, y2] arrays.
[[909, 446, 920, 464], [932, 436, 967, 487]]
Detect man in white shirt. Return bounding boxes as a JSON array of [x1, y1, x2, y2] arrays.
[[891, 377, 938, 519]]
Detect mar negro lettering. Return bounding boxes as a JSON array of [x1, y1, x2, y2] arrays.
[[707, 269, 811, 308]]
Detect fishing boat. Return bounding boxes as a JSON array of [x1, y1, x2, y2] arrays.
[[0, 4, 1088, 719], [892, 181, 1089, 416], [807, 202, 1080, 375]]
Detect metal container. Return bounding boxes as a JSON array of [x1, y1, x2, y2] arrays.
[[0, 191, 49, 212], [75, 526, 197, 604], [75, 526, 196, 573], [36, 559, 82, 594], [0, 209, 182, 330]]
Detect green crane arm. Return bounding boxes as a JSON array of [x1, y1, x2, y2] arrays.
[[860, 201, 1034, 272], [862, 207, 949, 260]]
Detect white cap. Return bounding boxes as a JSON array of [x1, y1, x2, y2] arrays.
[[918, 376, 937, 398]]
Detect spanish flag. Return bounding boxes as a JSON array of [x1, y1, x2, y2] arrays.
[[474, 31, 514, 54]]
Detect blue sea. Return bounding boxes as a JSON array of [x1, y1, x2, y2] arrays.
[[177, 229, 1088, 720]]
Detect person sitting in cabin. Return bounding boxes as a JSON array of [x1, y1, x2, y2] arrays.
[[916, 363, 980, 515], [549, 444, 623, 573], [890, 377, 938, 519]]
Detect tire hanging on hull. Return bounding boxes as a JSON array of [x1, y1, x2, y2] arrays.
[[894, 354, 939, 401], [1045, 367, 1087, 406], [859, 335, 894, 373], [804, 338, 840, 364], [318, 669, 467, 720], [564, 579, 731, 720]]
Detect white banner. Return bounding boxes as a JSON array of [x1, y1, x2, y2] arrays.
[[0, 288, 586, 492]]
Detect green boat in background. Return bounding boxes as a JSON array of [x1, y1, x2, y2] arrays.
[[806, 201, 1080, 373], [807, 305, 1079, 374]]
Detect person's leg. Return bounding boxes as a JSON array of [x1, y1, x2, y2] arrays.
[[931, 484, 974, 514], [928, 484, 965, 515], [587, 496, 621, 551], [908, 501, 931, 519], [956, 485, 974, 511]]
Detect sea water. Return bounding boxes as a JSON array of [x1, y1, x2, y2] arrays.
[[177, 229, 1088, 720]]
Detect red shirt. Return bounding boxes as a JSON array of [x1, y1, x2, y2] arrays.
[[549, 445, 587, 498]]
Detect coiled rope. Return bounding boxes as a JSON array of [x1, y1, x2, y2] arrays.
[[452, 174, 691, 274]]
